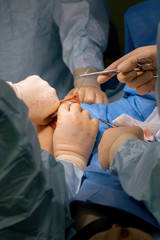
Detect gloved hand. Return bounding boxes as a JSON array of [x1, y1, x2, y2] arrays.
[[65, 68, 109, 104], [98, 126, 144, 169], [35, 124, 54, 155], [7, 75, 60, 125], [53, 102, 99, 169], [97, 45, 157, 95]]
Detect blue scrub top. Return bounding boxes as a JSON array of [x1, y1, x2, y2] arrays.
[[124, 0, 160, 54]]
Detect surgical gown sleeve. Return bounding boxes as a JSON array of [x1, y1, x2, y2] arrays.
[[42, 151, 83, 201], [53, 0, 110, 73], [110, 139, 160, 226], [0, 80, 74, 239]]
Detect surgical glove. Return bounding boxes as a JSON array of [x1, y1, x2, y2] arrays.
[[7, 75, 60, 125], [35, 124, 54, 155], [97, 46, 157, 95], [65, 68, 109, 104], [65, 85, 109, 105], [53, 103, 99, 169], [98, 126, 144, 169]]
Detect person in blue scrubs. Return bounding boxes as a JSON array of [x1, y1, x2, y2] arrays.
[[0, 0, 110, 104], [124, 0, 160, 54]]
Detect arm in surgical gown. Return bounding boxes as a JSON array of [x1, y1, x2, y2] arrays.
[[0, 0, 110, 100], [110, 139, 160, 227], [0, 80, 82, 239], [53, 0, 110, 73]]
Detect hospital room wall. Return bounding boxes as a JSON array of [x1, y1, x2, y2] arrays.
[[108, 0, 143, 56]]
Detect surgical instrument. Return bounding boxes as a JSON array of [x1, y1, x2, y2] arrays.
[[99, 118, 118, 128], [80, 57, 157, 77], [99, 118, 151, 143]]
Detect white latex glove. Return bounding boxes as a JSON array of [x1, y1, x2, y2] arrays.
[[66, 68, 109, 104], [98, 126, 144, 169], [53, 103, 99, 169], [98, 45, 157, 95], [8, 75, 60, 125]]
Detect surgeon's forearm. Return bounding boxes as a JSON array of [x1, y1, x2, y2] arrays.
[[110, 139, 160, 225], [54, 1, 110, 73]]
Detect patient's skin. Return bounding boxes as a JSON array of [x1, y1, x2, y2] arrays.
[[74, 206, 154, 240], [89, 225, 154, 240]]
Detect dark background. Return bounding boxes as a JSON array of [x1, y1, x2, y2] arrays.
[[108, 0, 143, 56]]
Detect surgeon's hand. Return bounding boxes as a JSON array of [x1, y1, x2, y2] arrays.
[[65, 86, 109, 104], [53, 103, 99, 169], [97, 46, 157, 95], [68, 67, 109, 104], [98, 126, 144, 169], [8, 75, 60, 125], [35, 124, 54, 155]]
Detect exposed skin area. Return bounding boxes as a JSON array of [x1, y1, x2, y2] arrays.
[[73, 205, 154, 240], [89, 225, 154, 240]]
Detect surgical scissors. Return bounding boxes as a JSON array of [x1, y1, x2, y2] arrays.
[[80, 57, 157, 77]]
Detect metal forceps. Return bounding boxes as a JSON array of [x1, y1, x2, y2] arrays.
[[99, 118, 118, 128], [80, 57, 157, 77]]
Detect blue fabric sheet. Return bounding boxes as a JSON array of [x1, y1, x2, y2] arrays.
[[81, 91, 156, 167], [74, 82, 159, 231], [74, 91, 160, 231], [74, 165, 160, 230]]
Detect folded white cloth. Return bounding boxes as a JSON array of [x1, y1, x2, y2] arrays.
[[113, 107, 160, 141]]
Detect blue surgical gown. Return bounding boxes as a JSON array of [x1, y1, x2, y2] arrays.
[[0, 0, 110, 99]]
